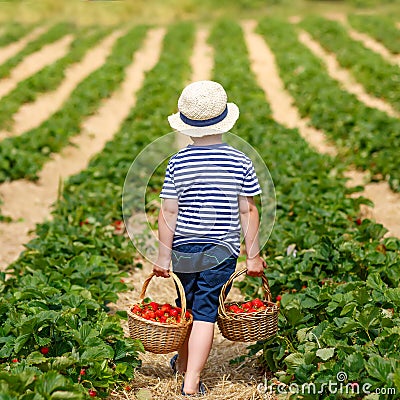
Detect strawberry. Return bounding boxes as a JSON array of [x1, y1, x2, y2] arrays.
[[155, 309, 164, 318], [147, 311, 156, 320], [11, 358, 18, 363], [242, 301, 252, 310], [160, 316, 167, 323], [132, 305, 141, 314], [80, 369, 86, 376], [229, 304, 241, 313], [125, 385, 132, 391], [149, 302, 159, 311], [248, 308, 258, 313], [185, 311, 191, 319], [170, 308, 179, 318], [89, 390, 97, 397], [251, 298, 264, 308], [40, 347, 49, 355], [356, 218, 362, 225], [302, 285, 307, 289], [161, 304, 172, 313], [276, 295, 282, 301]]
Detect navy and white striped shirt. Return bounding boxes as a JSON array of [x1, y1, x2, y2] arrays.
[[159, 142, 262, 257]]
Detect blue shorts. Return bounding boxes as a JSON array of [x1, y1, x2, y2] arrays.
[[172, 243, 237, 323]]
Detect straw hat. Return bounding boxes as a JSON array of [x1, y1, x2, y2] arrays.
[[168, 80, 240, 137]]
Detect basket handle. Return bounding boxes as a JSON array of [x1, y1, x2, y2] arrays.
[[139, 272, 187, 321], [218, 268, 272, 317]]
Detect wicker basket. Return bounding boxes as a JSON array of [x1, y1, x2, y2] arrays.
[[217, 268, 279, 342], [128, 272, 193, 354]]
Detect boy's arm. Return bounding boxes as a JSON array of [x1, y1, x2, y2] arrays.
[[154, 198, 179, 277], [239, 195, 267, 277]]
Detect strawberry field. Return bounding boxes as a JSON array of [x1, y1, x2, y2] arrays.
[[0, 4, 400, 400]]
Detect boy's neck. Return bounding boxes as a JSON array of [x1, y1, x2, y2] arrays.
[[190, 134, 223, 146]]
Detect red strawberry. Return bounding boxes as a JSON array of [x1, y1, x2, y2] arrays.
[[149, 302, 159, 311], [132, 305, 141, 314], [185, 311, 191, 319], [248, 308, 258, 313], [251, 298, 264, 308], [125, 385, 132, 391], [160, 316, 167, 323], [161, 304, 172, 313], [356, 218, 362, 225], [302, 285, 307, 289], [89, 390, 97, 397], [147, 311, 156, 320], [155, 309, 164, 318], [40, 347, 49, 355], [242, 301, 252, 310], [276, 295, 282, 301], [11, 358, 18, 363], [80, 369, 86, 376], [170, 308, 179, 318]]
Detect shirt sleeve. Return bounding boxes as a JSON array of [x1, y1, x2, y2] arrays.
[[238, 161, 262, 196], [160, 159, 178, 199]]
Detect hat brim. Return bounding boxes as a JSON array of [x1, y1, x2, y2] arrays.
[[167, 102, 239, 137]]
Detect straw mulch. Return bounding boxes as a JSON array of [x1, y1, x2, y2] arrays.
[[107, 259, 280, 400]]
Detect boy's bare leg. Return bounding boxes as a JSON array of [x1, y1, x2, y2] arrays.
[[183, 321, 214, 394], [176, 323, 192, 373]]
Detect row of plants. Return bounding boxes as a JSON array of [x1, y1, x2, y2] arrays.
[[348, 14, 400, 54], [0, 22, 73, 79], [301, 16, 400, 113], [0, 26, 111, 130], [0, 25, 147, 184], [210, 19, 400, 399], [256, 17, 400, 193], [0, 22, 195, 399], [0, 22, 36, 47]]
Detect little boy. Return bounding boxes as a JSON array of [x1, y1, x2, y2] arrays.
[[153, 80, 266, 396]]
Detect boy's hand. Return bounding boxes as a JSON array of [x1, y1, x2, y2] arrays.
[[153, 258, 170, 278], [246, 255, 267, 277]]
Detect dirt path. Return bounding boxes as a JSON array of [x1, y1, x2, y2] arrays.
[[242, 20, 400, 239], [0, 26, 47, 65], [242, 20, 337, 156], [0, 34, 73, 100], [111, 27, 272, 400], [0, 28, 165, 269], [346, 28, 400, 66], [326, 14, 400, 66], [8, 30, 124, 137], [298, 30, 400, 119], [344, 170, 400, 238]]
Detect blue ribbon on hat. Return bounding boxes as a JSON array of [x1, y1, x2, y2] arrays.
[[179, 106, 228, 127]]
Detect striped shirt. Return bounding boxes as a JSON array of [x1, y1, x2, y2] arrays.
[[159, 142, 262, 257]]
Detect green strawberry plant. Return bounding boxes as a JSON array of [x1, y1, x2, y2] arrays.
[[210, 19, 400, 399], [348, 14, 400, 54], [0, 21, 194, 398], [257, 17, 400, 192], [301, 17, 400, 113], [0, 24, 148, 183]]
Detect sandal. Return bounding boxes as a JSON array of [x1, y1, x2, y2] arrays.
[[181, 380, 206, 396], [170, 354, 179, 374]]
